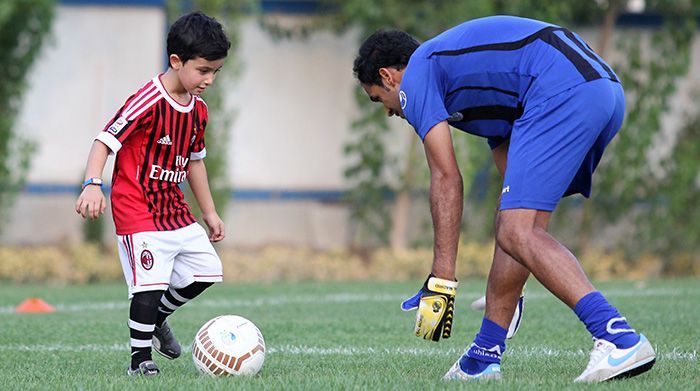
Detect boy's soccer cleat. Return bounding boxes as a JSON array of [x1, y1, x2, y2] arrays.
[[126, 360, 160, 377], [575, 334, 656, 382], [443, 358, 502, 381], [152, 321, 181, 360]]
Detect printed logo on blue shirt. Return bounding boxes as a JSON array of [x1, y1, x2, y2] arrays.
[[399, 90, 407, 110]]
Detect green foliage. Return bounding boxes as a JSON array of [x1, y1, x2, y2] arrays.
[[322, 0, 495, 39], [598, 11, 693, 216], [0, 1, 54, 231], [329, 1, 700, 260], [641, 111, 700, 258], [343, 89, 393, 246], [325, 1, 611, 247], [327, 1, 502, 247], [592, 4, 696, 257], [493, 0, 605, 25], [167, 0, 252, 217]]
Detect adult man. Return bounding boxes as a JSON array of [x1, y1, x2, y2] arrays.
[[353, 15, 655, 382]]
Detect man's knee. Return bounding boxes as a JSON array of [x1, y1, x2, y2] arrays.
[[495, 211, 533, 257]]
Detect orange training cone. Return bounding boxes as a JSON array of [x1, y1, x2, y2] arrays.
[[15, 298, 56, 313]]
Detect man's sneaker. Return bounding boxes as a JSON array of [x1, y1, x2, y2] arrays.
[[126, 360, 160, 377], [443, 356, 502, 380], [152, 321, 181, 360], [575, 334, 656, 382]]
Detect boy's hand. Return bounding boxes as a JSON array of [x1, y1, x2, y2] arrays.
[[202, 212, 225, 242], [75, 186, 106, 220]]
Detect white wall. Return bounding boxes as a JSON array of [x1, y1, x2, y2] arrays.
[[227, 20, 362, 190], [17, 5, 166, 184]]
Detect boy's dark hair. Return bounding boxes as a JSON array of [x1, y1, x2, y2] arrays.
[[353, 29, 420, 86], [167, 11, 231, 66]]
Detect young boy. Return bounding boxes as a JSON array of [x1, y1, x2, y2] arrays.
[[75, 11, 230, 376]]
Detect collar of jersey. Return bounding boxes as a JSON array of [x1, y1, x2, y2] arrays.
[[153, 74, 195, 113]]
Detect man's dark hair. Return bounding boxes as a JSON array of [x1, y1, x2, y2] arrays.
[[167, 11, 231, 66], [353, 29, 420, 86]]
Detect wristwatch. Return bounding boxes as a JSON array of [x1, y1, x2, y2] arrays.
[[82, 177, 103, 189]]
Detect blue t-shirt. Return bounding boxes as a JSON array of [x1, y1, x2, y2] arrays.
[[399, 15, 619, 146]]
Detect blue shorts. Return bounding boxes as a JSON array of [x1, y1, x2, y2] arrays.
[[500, 78, 625, 211]]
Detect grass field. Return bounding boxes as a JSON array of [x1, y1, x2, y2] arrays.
[[0, 278, 698, 390]]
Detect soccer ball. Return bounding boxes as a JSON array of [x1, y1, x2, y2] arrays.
[[191, 315, 266, 376]]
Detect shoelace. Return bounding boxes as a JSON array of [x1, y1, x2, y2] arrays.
[[585, 339, 613, 371]]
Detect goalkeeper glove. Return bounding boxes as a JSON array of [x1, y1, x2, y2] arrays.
[[401, 275, 458, 341]]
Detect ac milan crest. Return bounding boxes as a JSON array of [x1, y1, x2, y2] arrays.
[[140, 249, 154, 270]]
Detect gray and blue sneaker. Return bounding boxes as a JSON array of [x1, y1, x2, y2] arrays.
[[443, 356, 502, 380], [575, 334, 656, 382], [152, 321, 181, 360], [127, 360, 160, 377]]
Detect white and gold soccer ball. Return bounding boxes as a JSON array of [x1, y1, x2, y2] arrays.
[[191, 315, 266, 376]]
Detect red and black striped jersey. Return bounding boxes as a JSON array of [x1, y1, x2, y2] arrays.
[[96, 74, 208, 235]]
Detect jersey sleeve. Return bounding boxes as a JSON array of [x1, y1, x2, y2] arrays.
[[95, 92, 151, 154], [190, 98, 207, 161], [400, 57, 450, 141]]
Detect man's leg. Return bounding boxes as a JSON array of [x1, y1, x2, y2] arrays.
[[443, 212, 529, 380], [496, 208, 655, 381], [484, 208, 532, 329], [496, 208, 593, 308]]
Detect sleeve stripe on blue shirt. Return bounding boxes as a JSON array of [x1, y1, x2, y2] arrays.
[[562, 30, 618, 82], [543, 31, 601, 82], [429, 27, 603, 83]]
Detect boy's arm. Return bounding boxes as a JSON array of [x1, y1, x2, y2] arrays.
[[75, 140, 110, 220], [188, 159, 225, 242]]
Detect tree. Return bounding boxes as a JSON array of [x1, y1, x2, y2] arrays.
[[324, 1, 500, 250], [265, 1, 699, 262], [589, 1, 697, 258], [0, 1, 54, 231], [319, 0, 603, 250]]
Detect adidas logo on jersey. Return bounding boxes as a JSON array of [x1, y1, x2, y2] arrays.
[[157, 135, 173, 145]]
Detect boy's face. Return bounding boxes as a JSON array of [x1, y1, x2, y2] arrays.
[[170, 55, 225, 95]]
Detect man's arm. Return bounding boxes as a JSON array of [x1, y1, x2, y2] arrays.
[[75, 140, 110, 220], [423, 121, 463, 281], [188, 159, 225, 242]]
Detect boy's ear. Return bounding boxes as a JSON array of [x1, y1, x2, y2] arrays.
[[169, 54, 183, 69]]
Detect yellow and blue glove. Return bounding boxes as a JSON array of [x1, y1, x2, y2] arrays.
[[401, 275, 458, 342]]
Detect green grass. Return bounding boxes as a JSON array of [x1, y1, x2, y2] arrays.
[[0, 279, 698, 390]]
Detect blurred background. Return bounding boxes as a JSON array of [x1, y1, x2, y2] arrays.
[[1, 0, 698, 284]]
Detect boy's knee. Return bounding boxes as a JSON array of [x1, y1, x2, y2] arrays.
[[132, 290, 164, 308]]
